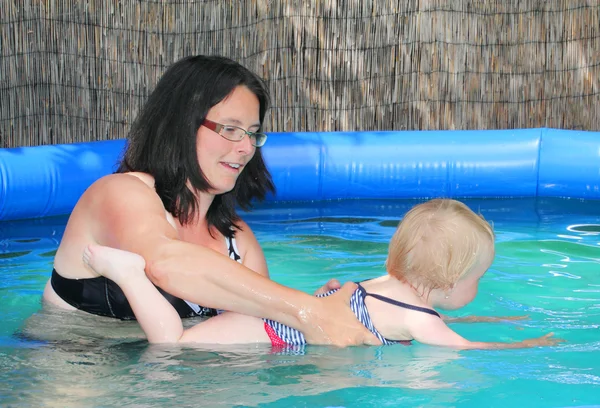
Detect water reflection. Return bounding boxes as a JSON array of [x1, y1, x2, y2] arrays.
[[11, 303, 465, 406], [4, 334, 464, 406]]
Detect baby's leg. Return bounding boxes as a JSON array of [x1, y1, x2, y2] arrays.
[[83, 244, 185, 343], [82, 244, 146, 283], [180, 312, 271, 344], [84, 245, 273, 346]]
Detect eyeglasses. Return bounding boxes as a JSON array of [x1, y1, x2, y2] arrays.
[[201, 119, 268, 147]]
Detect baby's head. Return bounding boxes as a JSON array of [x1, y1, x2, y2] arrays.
[[386, 199, 495, 309]]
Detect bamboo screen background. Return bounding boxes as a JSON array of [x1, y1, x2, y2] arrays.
[[1, 0, 599, 147]]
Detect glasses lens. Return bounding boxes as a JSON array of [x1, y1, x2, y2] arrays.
[[253, 133, 267, 147], [220, 126, 245, 142]]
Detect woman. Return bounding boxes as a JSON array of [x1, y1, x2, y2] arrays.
[[42, 55, 378, 346]]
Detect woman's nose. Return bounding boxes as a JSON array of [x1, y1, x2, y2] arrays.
[[236, 133, 254, 155]]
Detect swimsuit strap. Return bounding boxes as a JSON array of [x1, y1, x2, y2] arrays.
[[356, 283, 441, 318], [226, 233, 241, 262]]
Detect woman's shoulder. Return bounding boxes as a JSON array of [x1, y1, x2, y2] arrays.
[[79, 172, 165, 216], [124, 172, 156, 188], [93, 172, 155, 190], [232, 218, 255, 239]]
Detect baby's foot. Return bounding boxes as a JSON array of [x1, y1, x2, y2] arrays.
[[83, 244, 146, 284]]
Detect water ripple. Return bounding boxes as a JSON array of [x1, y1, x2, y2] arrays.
[[543, 373, 600, 385]]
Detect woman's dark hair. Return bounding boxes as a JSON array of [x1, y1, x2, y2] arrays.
[[117, 55, 275, 237]]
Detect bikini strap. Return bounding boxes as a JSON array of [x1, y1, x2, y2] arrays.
[[226, 232, 241, 262], [356, 282, 441, 318]]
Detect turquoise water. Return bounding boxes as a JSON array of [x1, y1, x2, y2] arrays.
[[0, 198, 599, 407]]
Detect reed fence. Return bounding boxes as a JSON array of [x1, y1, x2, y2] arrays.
[[1, 0, 599, 147]]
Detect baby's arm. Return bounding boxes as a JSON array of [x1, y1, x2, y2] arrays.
[[441, 314, 529, 323], [408, 313, 562, 350]]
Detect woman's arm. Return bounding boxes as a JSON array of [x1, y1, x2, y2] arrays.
[[91, 174, 377, 346], [147, 242, 377, 345]]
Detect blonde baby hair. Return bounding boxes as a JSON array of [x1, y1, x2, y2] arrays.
[[386, 199, 494, 292]]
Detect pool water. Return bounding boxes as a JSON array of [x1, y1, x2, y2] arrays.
[[0, 198, 599, 407]]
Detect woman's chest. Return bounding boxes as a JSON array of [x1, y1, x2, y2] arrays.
[[169, 217, 228, 256]]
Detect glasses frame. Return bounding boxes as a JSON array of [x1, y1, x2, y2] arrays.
[[201, 119, 267, 147]]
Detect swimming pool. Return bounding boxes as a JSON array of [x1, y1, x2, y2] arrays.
[[1, 198, 599, 407]]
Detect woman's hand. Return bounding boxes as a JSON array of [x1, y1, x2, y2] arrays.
[[301, 282, 381, 347]]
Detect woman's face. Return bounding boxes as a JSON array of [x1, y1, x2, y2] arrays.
[[196, 85, 260, 195]]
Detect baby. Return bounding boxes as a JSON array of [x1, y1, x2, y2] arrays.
[[83, 199, 561, 349]]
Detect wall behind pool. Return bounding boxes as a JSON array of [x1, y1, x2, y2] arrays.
[[0, 128, 599, 222]]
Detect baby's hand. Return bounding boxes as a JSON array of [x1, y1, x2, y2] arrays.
[[314, 278, 341, 296], [521, 333, 565, 347]]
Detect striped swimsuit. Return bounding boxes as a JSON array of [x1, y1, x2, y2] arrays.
[[263, 282, 440, 347]]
